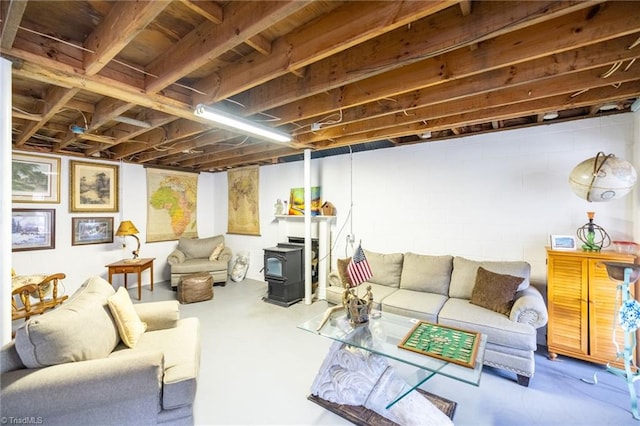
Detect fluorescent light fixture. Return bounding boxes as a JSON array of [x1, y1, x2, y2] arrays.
[[631, 98, 640, 113], [194, 104, 291, 143]]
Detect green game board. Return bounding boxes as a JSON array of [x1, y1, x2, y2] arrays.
[[398, 321, 480, 368]]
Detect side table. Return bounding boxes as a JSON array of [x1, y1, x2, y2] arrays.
[[106, 258, 155, 300]]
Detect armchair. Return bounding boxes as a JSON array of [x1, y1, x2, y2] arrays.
[[167, 234, 233, 288]]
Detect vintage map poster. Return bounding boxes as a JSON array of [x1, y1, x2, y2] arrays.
[[146, 168, 198, 242], [228, 165, 260, 236]]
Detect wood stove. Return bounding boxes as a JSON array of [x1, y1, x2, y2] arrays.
[[277, 236, 319, 285], [263, 246, 303, 307]]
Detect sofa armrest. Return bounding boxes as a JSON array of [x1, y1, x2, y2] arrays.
[[218, 246, 233, 263], [134, 300, 180, 331], [328, 270, 343, 288], [1, 351, 163, 420], [167, 249, 186, 265], [510, 286, 548, 329]]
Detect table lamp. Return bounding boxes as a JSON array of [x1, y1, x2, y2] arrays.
[[116, 220, 140, 262]]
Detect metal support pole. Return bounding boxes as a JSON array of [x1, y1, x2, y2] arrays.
[[304, 149, 312, 304], [1, 58, 13, 345]]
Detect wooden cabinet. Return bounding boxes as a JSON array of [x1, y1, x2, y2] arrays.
[[546, 248, 637, 368]]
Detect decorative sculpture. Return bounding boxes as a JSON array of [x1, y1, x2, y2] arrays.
[[593, 262, 640, 420], [576, 212, 611, 252], [310, 325, 454, 426]]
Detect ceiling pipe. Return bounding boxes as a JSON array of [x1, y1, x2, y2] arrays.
[[113, 116, 152, 128]]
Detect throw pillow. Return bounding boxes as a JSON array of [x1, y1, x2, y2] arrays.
[[108, 287, 147, 348], [209, 242, 225, 261], [470, 267, 524, 316], [337, 257, 353, 287]]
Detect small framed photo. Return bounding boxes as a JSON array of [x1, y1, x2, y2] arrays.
[[12, 209, 56, 251], [550, 235, 577, 250], [72, 217, 114, 246], [70, 160, 119, 212], [12, 153, 61, 203]]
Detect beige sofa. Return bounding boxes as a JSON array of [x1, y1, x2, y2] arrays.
[[1, 276, 200, 425], [327, 250, 548, 387], [167, 234, 233, 289]]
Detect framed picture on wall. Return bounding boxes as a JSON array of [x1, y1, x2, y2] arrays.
[[12, 209, 56, 251], [12, 153, 61, 203], [550, 235, 577, 250], [71, 217, 114, 246], [70, 160, 119, 212]]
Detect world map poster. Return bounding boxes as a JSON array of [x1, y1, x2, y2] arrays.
[[146, 168, 198, 242], [227, 165, 260, 236]]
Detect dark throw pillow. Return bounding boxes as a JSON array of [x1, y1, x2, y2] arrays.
[[470, 267, 524, 316], [337, 257, 353, 287]]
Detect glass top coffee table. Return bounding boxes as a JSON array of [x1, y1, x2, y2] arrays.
[[298, 309, 487, 413]]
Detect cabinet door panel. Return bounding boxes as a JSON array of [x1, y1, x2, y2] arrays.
[[589, 259, 631, 363], [547, 257, 588, 355]]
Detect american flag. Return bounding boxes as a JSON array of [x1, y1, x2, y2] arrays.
[[347, 245, 373, 287]]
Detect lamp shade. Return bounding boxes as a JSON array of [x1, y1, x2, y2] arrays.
[[116, 220, 139, 236], [568, 152, 637, 202]]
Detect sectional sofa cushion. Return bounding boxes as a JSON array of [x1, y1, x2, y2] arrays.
[[381, 291, 448, 323], [399, 253, 453, 295], [14, 276, 120, 368], [363, 249, 403, 287], [449, 256, 530, 300], [438, 298, 537, 351], [110, 317, 201, 410]]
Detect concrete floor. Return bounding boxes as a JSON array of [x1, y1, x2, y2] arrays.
[[139, 278, 640, 425]]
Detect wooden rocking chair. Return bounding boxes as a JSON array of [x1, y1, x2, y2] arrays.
[[12, 273, 69, 321]]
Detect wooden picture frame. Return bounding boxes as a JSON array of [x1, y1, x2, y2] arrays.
[[12, 209, 56, 251], [72, 217, 114, 246], [288, 186, 321, 216], [70, 160, 119, 212], [12, 153, 61, 203], [397, 320, 480, 369], [550, 235, 577, 250]]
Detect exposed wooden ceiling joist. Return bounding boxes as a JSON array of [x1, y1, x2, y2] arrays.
[[5, 1, 639, 172]]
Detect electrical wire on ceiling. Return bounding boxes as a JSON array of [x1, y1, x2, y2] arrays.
[[223, 98, 246, 108], [218, 136, 249, 147], [11, 23, 292, 148], [256, 112, 281, 122], [600, 61, 623, 78], [624, 58, 636, 71], [11, 106, 42, 118], [571, 37, 639, 98], [307, 109, 343, 133], [59, 107, 89, 131], [29, 133, 61, 143], [13, 25, 207, 96], [152, 144, 177, 152]]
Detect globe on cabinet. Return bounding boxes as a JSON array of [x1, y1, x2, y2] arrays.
[[568, 152, 637, 202]]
